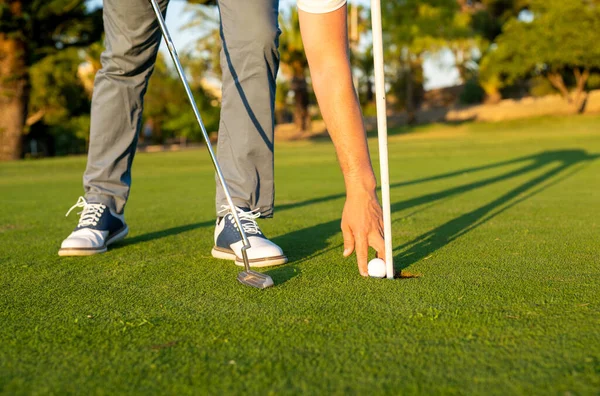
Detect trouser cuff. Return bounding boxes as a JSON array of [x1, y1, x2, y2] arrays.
[[215, 202, 274, 219]]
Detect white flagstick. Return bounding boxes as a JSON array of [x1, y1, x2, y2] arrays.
[[371, 0, 394, 278]]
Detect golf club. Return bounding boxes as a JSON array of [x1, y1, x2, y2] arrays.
[[371, 0, 394, 278], [149, 0, 274, 289]]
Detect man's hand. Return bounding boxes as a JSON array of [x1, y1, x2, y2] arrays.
[[341, 186, 385, 276]]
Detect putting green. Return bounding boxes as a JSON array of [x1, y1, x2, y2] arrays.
[[1, 115, 599, 394]]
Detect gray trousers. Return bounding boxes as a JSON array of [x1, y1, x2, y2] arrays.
[[84, 0, 280, 218]]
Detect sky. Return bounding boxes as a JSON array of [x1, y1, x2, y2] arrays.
[[87, 0, 459, 90]]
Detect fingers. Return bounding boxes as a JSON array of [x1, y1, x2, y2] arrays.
[[341, 196, 388, 277], [355, 234, 369, 277], [369, 231, 386, 262], [342, 221, 355, 257]]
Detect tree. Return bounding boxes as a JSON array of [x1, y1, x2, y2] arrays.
[[0, 0, 102, 160], [348, 3, 375, 107], [461, 0, 527, 102], [184, 2, 222, 81], [28, 47, 91, 156], [143, 53, 220, 144], [382, 0, 476, 123], [278, 8, 311, 133], [480, 0, 600, 112], [353, 46, 374, 105], [78, 40, 104, 97], [464, 0, 529, 42], [186, 3, 312, 132]]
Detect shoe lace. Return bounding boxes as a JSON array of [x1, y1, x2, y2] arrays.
[[65, 196, 106, 227], [218, 205, 262, 235]]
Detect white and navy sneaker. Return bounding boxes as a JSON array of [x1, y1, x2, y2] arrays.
[[211, 206, 288, 268], [58, 196, 129, 256]]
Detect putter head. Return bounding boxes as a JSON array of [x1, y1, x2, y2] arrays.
[[237, 270, 274, 289]]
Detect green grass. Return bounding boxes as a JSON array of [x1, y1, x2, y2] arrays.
[[1, 115, 600, 395]]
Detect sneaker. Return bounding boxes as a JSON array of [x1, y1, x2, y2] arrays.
[[211, 206, 288, 267], [58, 197, 129, 256]]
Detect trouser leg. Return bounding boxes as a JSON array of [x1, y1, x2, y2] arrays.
[[83, 0, 169, 214], [216, 0, 280, 218]]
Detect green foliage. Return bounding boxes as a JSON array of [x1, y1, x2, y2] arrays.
[[29, 48, 89, 125], [275, 80, 292, 124], [481, 0, 600, 87], [0, 1, 102, 160], [352, 45, 375, 105], [48, 115, 90, 155], [0, 0, 102, 66], [460, 78, 486, 104], [382, 0, 479, 110], [184, 3, 222, 81], [144, 54, 220, 143], [468, 0, 528, 41], [279, 7, 307, 76], [389, 65, 425, 111], [278, 8, 312, 130], [382, 0, 475, 55], [529, 75, 557, 98], [587, 73, 600, 91], [361, 101, 378, 118], [28, 47, 91, 154], [28, 48, 221, 154]]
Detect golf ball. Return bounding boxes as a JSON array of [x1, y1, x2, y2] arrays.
[[367, 258, 386, 278]]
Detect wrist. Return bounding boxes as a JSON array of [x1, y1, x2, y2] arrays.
[[344, 170, 377, 196]]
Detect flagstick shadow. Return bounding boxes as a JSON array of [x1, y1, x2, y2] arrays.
[[271, 149, 598, 282], [118, 151, 576, 247], [112, 150, 597, 286]]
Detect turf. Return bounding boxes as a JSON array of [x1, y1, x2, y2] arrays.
[[1, 116, 599, 395]]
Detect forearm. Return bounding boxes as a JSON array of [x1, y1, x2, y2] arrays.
[[299, 6, 376, 194], [298, 4, 385, 273]]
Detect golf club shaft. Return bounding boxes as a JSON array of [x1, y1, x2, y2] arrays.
[[371, 0, 394, 279], [149, 0, 252, 271]]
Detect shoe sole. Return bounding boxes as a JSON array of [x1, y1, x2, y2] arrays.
[[58, 226, 129, 257], [211, 246, 288, 268]]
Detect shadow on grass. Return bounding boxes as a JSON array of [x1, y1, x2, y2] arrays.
[[119, 150, 545, 247], [113, 220, 214, 249], [272, 149, 598, 279], [392, 150, 599, 273], [114, 150, 597, 283]]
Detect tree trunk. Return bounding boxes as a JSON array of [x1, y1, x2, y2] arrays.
[[484, 90, 502, 104], [405, 66, 416, 125], [481, 77, 502, 104], [365, 77, 374, 103], [573, 68, 590, 114], [547, 72, 571, 103], [0, 34, 29, 161], [291, 71, 310, 133]]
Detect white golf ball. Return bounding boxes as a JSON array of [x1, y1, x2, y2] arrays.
[[367, 258, 387, 278]]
